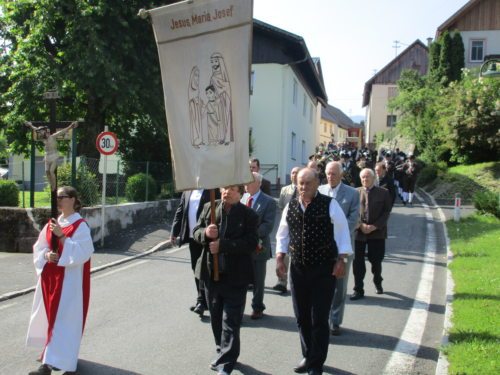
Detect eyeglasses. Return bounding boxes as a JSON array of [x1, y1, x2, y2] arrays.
[[57, 195, 70, 200]]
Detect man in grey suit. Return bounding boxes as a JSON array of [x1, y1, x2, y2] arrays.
[[244, 172, 277, 319], [273, 166, 300, 293], [318, 161, 360, 336]]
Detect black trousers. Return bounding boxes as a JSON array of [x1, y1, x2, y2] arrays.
[[188, 239, 206, 307], [290, 262, 336, 372], [205, 281, 248, 374], [353, 239, 385, 292]]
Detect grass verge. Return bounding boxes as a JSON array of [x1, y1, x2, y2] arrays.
[[423, 161, 499, 202], [445, 214, 500, 374]]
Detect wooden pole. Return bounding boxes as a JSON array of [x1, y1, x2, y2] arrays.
[[210, 189, 219, 281]]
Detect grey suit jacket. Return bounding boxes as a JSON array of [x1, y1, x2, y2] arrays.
[[318, 183, 360, 235], [278, 184, 296, 210], [249, 192, 277, 261]]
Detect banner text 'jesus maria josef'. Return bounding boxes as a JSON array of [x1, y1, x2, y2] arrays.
[[150, 0, 253, 191]]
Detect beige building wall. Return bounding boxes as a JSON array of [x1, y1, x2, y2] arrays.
[[365, 84, 398, 145]]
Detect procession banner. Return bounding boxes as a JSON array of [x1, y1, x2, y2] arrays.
[[149, 0, 254, 191]]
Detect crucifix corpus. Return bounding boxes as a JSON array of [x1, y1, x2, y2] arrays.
[[25, 89, 80, 223]]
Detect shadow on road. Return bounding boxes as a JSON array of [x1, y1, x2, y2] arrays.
[[331, 327, 439, 362], [345, 291, 445, 315], [77, 359, 142, 374]]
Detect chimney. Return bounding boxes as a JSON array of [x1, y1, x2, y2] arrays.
[[427, 37, 433, 47]]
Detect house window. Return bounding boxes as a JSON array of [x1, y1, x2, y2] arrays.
[[470, 40, 484, 62], [387, 115, 397, 128], [291, 132, 297, 160], [309, 104, 313, 123], [388, 86, 398, 98], [303, 94, 307, 116], [292, 79, 298, 105]]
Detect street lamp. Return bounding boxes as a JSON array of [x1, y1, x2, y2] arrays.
[[479, 57, 500, 78]]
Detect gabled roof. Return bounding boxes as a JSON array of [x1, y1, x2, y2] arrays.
[[253, 19, 328, 105], [321, 104, 354, 129], [436, 0, 480, 38], [362, 40, 428, 107]]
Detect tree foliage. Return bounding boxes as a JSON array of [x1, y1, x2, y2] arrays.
[[0, 1, 171, 182], [428, 30, 464, 85], [390, 68, 500, 165]]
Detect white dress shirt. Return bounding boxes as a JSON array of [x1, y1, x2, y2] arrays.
[[275, 192, 352, 256], [319, 183, 341, 199], [188, 189, 203, 238]]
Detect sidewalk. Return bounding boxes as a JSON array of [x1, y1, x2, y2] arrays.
[[0, 222, 173, 301]]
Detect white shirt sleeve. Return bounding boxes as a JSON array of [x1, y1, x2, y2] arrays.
[[33, 224, 50, 277], [330, 199, 353, 255], [275, 203, 290, 254]]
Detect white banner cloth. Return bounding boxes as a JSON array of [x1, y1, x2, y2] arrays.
[[149, 0, 253, 191]]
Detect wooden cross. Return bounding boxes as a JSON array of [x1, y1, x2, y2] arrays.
[[27, 90, 80, 250]]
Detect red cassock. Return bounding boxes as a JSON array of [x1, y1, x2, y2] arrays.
[[26, 213, 94, 372]]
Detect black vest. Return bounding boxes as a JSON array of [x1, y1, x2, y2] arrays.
[[286, 194, 338, 266]]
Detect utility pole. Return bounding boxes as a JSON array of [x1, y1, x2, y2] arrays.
[[393, 40, 400, 57]]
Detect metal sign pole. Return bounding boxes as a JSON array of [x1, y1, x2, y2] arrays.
[[100, 125, 108, 247]]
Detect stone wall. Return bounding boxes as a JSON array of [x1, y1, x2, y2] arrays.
[[0, 199, 180, 253]]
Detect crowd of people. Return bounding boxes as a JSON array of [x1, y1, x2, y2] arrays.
[[26, 147, 419, 375]]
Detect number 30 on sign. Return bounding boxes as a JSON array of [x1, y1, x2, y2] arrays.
[[96, 131, 119, 155]]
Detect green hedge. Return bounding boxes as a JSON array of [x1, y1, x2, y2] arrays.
[[0, 180, 19, 206], [473, 190, 499, 218], [125, 173, 157, 202]]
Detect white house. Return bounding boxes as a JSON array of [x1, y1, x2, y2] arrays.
[[436, 0, 500, 69], [250, 20, 328, 185]]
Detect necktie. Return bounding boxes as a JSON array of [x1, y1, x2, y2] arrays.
[[246, 196, 253, 208]]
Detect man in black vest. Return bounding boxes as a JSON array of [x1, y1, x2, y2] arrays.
[[276, 168, 352, 375]]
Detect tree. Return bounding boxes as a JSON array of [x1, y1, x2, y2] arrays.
[[447, 71, 500, 164], [450, 32, 465, 82], [439, 31, 453, 85], [0, 1, 171, 183]]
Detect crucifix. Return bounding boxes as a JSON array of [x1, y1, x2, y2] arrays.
[[25, 89, 80, 249]]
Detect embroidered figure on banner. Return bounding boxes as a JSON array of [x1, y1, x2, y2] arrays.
[[188, 66, 205, 148], [188, 51, 233, 149]]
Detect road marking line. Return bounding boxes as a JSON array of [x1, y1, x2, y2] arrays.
[[0, 302, 17, 311], [384, 195, 437, 374], [92, 260, 150, 280], [92, 245, 187, 280]]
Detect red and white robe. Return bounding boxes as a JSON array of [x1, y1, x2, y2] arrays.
[[26, 212, 94, 372]]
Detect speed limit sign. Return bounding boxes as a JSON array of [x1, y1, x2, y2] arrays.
[[96, 131, 119, 155]]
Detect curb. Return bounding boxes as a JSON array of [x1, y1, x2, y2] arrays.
[[418, 188, 454, 375], [0, 240, 173, 303]]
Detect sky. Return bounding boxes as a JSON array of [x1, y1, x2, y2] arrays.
[[253, 0, 470, 119]]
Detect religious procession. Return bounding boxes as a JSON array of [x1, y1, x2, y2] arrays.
[[1, 1, 498, 375]]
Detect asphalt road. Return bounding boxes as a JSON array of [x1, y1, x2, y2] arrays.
[[0, 194, 451, 375]]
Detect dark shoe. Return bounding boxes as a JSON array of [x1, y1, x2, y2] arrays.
[[29, 364, 52, 375], [308, 369, 322, 375], [350, 291, 364, 300], [247, 284, 254, 291], [193, 303, 206, 317], [330, 324, 341, 336], [375, 285, 384, 294], [293, 358, 308, 373], [209, 362, 217, 371], [272, 284, 287, 293], [250, 310, 264, 320], [189, 305, 196, 311], [62, 372, 78, 375]]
